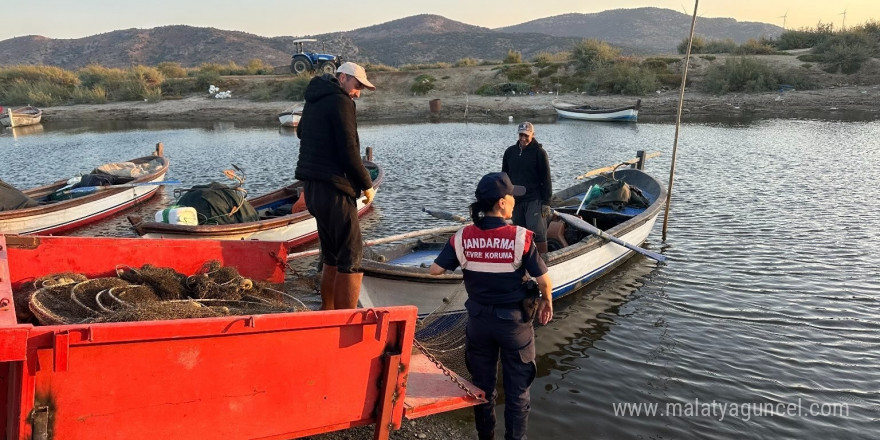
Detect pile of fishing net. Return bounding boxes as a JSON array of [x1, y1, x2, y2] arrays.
[[16, 261, 309, 325]]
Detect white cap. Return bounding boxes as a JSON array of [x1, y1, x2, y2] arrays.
[[336, 62, 376, 91]]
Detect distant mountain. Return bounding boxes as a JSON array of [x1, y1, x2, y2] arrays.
[[497, 7, 783, 53], [0, 9, 784, 69]]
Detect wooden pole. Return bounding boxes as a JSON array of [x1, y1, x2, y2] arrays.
[[662, 0, 699, 241]]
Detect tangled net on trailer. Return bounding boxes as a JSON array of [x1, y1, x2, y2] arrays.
[[24, 261, 309, 325]]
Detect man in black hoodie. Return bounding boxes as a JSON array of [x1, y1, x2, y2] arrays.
[[501, 122, 552, 255], [295, 62, 376, 310]]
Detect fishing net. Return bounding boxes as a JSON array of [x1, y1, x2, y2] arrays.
[[413, 282, 471, 381], [13, 272, 86, 324], [23, 261, 309, 326]]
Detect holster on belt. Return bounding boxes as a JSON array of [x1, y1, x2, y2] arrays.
[[520, 279, 541, 323]]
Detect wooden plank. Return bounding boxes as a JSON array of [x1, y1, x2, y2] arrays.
[[403, 352, 485, 419]]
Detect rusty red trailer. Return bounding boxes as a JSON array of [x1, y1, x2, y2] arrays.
[[0, 235, 481, 440]]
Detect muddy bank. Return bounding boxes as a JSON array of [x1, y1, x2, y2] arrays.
[[40, 85, 880, 126]]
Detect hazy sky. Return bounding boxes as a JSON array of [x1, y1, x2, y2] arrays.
[[1, 1, 877, 41]]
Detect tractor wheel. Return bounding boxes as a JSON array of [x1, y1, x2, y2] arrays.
[[320, 61, 337, 75], [291, 57, 312, 74]]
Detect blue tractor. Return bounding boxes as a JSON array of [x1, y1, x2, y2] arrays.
[[290, 38, 342, 75]]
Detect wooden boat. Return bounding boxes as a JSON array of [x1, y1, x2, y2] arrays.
[[358, 167, 665, 316], [0, 234, 481, 440], [128, 159, 383, 247], [278, 107, 302, 128], [0, 144, 169, 235], [552, 99, 641, 122], [0, 106, 42, 127]]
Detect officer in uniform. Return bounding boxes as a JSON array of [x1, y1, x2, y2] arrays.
[[429, 172, 553, 440]]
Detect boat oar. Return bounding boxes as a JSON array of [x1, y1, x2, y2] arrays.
[[574, 185, 594, 216], [287, 225, 462, 260], [64, 180, 182, 195], [554, 210, 667, 262]]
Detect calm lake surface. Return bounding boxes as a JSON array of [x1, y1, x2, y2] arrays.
[[1, 117, 878, 439]]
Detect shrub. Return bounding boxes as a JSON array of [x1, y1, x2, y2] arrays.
[[281, 77, 311, 100], [157, 62, 188, 78], [0, 79, 71, 106], [411, 74, 436, 95], [77, 65, 126, 89], [640, 58, 671, 71], [678, 36, 706, 54], [815, 32, 875, 74], [363, 63, 398, 72], [704, 39, 737, 54], [701, 56, 817, 94], [399, 62, 450, 70], [537, 64, 560, 78], [570, 39, 619, 72], [700, 55, 717, 61], [194, 71, 222, 91], [161, 78, 200, 97], [71, 86, 107, 104], [592, 62, 659, 95], [454, 57, 480, 67], [775, 23, 835, 50], [475, 82, 531, 96], [499, 64, 532, 81], [503, 49, 522, 64], [245, 59, 273, 75], [0, 65, 80, 88], [734, 39, 777, 55]]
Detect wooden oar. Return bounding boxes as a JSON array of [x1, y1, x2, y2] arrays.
[[575, 151, 661, 180], [65, 180, 182, 195], [422, 207, 468, 223], [554, 210, 667, 262], [287, 225, 462, 260]]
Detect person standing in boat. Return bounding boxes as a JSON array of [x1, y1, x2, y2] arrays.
[[429, 172, 553, 440], [501, 122, 552, 255], [295, 62, 376, 310]]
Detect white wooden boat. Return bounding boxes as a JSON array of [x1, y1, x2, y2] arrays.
[[0, 145, 169, 235], [552, 99, 641, 122], [358, 168, 665, 316], [0, 106, 42, 127], [128, 160, 382, 247], [278, 108, 302, 128]]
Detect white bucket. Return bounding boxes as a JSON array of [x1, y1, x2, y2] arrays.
[[155, 206, 198, 225]]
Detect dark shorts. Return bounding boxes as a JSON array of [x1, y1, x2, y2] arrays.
[[512, 198, 547, 243], [304, 180, 363, 273]]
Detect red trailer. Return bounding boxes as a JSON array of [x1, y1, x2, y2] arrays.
[[0, 235, 481, 440]]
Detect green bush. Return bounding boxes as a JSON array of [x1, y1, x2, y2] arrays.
[[0, 79, 71, 106], [194, 71, 222, 91], [678, 36, 706, 54], [281, 77, 311, 100], [411, 74, 436, 95], [570, 39, 619, 71], [640, 58, 671, 71], [775, 23, 835, 50], [475, 82, 531, 96], [499, 65, 532, 81], [595, 62, 659, 95], [734, 39, 777, 55], [797, 53, 822, 62], [503, 50, 522, 64], [161, 78, 200, 97], [399, 62, 451, 71], [704, 39, 737, 54], [700, 55, 717, 61], [815, 32, 875, 74], [71, 86, 107, 104], [701, 56, 816, 94], [77, 65, 126, 89], [537, 64, 560, 78]]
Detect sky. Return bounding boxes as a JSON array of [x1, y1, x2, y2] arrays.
[[2, 0, 878, 41]]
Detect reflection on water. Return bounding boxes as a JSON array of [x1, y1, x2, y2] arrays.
[[2, 119, 879, 438]]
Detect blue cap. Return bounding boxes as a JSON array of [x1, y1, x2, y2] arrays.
[[475, 172, 526, 200]]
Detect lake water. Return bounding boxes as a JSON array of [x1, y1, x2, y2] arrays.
[[1, 117, 878, 439]]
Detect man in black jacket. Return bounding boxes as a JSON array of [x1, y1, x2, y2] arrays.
[[295, 62, 376, 310], [501, 122, 552, 255]]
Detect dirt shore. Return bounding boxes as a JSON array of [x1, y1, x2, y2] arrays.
[[40, 84, 880, 125]]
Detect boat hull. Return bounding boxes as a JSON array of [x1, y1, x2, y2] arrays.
[[0, 149, 169, 235], [554, 106, 638, 121], [358, 168, 665, 316], [0, 106, 42, 128], [131, 160, 382, 247]]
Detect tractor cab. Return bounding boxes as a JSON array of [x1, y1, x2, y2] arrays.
[[290, 38, 342, 75]]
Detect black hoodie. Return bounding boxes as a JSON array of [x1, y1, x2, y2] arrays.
[[501, 138, 552, 203], [295, 74, 372, 197]]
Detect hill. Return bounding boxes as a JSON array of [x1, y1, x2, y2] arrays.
[[0, 9, 784, 69], [497, 7, 783, 53]]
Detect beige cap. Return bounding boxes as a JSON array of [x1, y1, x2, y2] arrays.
[[517, 121, 534, 135], [336, 62, 376, 91]]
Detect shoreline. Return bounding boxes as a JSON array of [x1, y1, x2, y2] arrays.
[[39, 85, 880, 125]]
